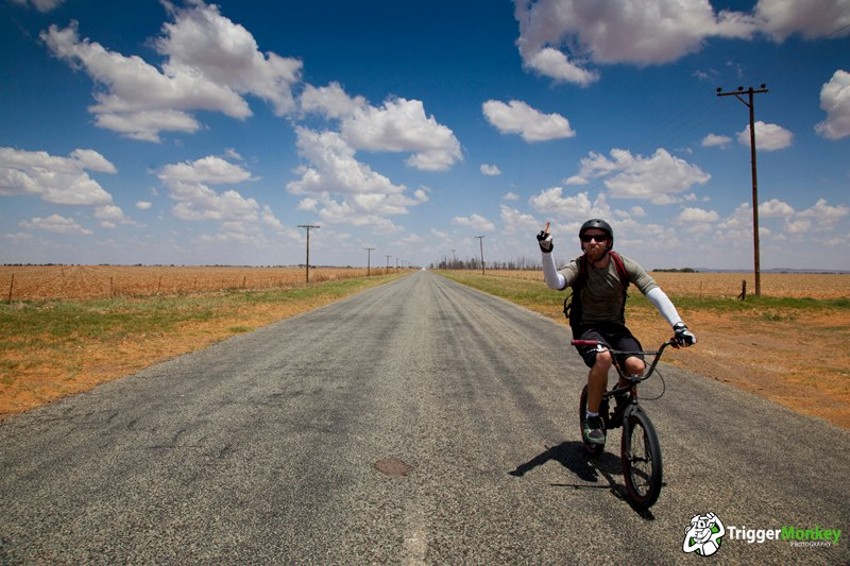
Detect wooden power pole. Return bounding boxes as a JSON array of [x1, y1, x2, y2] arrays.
[[364, 247, 375, 276], [716, 84, 768, 296], [475, 235, 485, 275], [297, 224, 320, 283]]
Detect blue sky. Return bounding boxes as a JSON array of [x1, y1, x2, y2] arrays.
[[1, 0, 848, 270]]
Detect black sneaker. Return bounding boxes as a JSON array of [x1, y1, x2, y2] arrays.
[[583, 415, 606, 445]]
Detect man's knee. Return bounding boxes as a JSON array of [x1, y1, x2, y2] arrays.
[[624, 356, 645, 375], [594, 350, 613, 370]]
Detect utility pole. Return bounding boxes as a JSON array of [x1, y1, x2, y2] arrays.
[[364, 247, 375, 276], [297, 224, 320, 283], [716, 84, 768, 296], [475, 236, 485, 275]]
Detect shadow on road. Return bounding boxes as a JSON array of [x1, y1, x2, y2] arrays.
[[508, 440, 617, 483], [509, 441, 656, 519]]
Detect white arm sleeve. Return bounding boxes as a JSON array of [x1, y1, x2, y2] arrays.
[[646, 287, 682, 327], [542, 251, 566, 290]]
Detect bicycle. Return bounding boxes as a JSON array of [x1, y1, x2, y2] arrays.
[[572, 337, 677, 509]]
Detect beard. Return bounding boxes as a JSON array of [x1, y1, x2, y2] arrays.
[[584, 245, 608, 262]]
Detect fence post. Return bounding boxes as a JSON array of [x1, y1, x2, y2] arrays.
[[6, 273, 13, 304], [738, 279, 747, 300]]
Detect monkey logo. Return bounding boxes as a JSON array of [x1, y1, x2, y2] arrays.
[[683, 512, 725, 557]]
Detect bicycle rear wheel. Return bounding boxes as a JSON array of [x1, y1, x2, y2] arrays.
[[578, 385, 605, 456], [621, 409, 663, 509]]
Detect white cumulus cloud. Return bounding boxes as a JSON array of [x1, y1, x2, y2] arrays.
[[0, 147, 116, 206], [759, 198, 795, 217], [483, 99, 575, 142], [286, 128, 428, 226], [512, 0, 849, 86], [701, 133, 733, 148], [676, 207, 720, 223], [570, 148, 711, 203], [452, 213, 495, 232], [9, 0, 64, 13], [513, 0, 758, 84], [301, 83, 462, 172], [156, 155, 283, 242], [737, 121, 793, 150], [20, 214, 92, 235], [815, 69, 850, 140], [529, 188, 610, 222], [755, 0, 850, 41], [340, 97, 462, 171], [40, 0, 302, 142]]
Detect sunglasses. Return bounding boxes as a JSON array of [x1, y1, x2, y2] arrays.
[[580, 233, 610, 243]]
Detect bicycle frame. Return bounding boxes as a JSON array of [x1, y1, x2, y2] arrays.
[[572, 338, 677, 509]]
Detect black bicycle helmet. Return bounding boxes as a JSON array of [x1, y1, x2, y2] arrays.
[[579, 218, 614, 249]]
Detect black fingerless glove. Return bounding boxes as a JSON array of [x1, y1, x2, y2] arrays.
[[673, 322, 697, 346], [536, 230, 553, 253]]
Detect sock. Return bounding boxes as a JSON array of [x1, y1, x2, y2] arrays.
[[586, 411, 599, 419]]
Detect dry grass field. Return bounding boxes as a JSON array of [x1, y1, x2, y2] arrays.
[[487, 269, 850, 299], [0, 265, 387, 301]]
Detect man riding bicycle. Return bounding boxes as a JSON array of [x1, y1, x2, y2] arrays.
[[537, 219, 696, 445]]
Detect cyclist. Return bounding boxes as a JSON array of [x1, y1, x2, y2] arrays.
[[537, 219, 696, 445]]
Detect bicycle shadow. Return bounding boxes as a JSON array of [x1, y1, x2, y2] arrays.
[[508, 441, 656, 519]]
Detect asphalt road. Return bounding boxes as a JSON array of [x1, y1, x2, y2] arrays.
[[1, 270, 847, 565]]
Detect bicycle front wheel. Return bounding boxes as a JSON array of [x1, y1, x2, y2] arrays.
[[621, 409, 663, 509]]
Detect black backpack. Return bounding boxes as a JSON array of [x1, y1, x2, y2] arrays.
[[563, 251, 630, 336]]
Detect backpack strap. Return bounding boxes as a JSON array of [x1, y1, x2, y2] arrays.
[[562, 254, 588, 317], [608, 250, 630, 324], [575, 253, 590, 290], [608, 251, 630, 290]]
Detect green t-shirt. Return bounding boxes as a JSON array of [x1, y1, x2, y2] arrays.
[[559, 253, 659, 325]]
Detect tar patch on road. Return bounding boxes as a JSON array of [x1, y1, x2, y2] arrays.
[[374, 457, 413, 477]]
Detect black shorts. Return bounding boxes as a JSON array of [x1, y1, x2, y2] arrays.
[[574, 323, 644, 368]]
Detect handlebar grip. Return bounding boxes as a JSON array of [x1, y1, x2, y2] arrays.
[[571, 339, 599, 346]]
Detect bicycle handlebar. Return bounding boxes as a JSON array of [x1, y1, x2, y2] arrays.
[[570, 338, 678, 354], [570, 338, 679, 381]]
